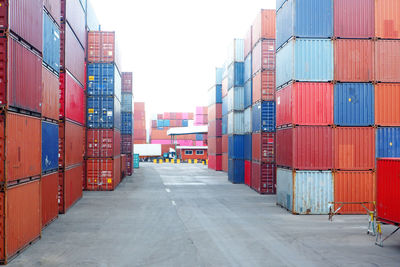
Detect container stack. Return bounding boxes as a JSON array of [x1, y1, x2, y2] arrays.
[[59, 0, 86, 213], [244, 26, 253, 186], [226, 39, 245, 183], [134, 102, 146, 144], [194, 106, 208, 146], [208, 68, 223, 171], [122, 73, 134, 176], [221, 62, 229, 172], [249, 10, 277, 194], [86, 31, 122, 191]]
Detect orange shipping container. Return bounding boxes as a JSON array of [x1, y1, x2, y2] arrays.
[[134, 102, 145, 111], [59, 121, 85, 168], [334, 171, 376, 214], [252, 9, 276, 47], [134, 119, 146, 130], [59, 164, 83, 214], [375, 0, 400, 39], [150, 129, 169, 140], [0, 180, 41, 264], [86, 157, 121, 191], [134, 140, 146, 144], [375, 83, 400, 126], [41, 172, 58, 228], [375, 40, 400, 82], [334, 127, 375, 170], [222, 153, 228, 172], [42, 66, 59, 121], [87, 31, 120, 69]]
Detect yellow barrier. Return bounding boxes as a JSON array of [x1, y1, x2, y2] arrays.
[[194, 159, 198, 164], [206, 160, 208, 165], [153, 159, 157, 163], [159, 159, 163, 164], [177, 159, 181, 164], [165, 159, 169, 163], [171, 159, 175, 164], [188, 159, 192, 164]]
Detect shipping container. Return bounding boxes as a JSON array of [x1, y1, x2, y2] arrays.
[[375, 40, 400, 83], [252, 9, 276, 46], [86, 157, 121, 191], [121, 72, 133, 93], [208, 154, 222, 171], [244, 160, 251, 186], [252, 101, 276, 132], [375, 0, 400, 39], [252, 70, 276, 103], [222, 135, 228, 154], [59, 71, 85, 125], [277, 168, 333, 214], [375, 84, 400, 126], [208, 136, 222, 155], [208, 104, 222, 123], [86, 0, 100, 31], [86, 129, 121, 157], [59, 164, 83, 214], [227, 62, 245, 89], [221, 77, 228, 97], [251, 162, 276, 194], [226, 39, 244, 64], [244, 54, 252, 83], [222, 96, 228, 116], [334, 0, 374, 38], [44, 0, 61, 26], [227, 87, 245, 111], [277, 38, 334, 88], [87, 63, 122, 101], [133, 154, 139, 169], [228, 158, 244, 184], [244, 134, 252, 160], [228, 135, 244, 159], [0, 180, 41, 264], [87, 31, 121, 71], [62, 0, 86, 49], [244, 107, 252, 133], [276, 0, 333, 49], [122, 112, 133, 134], [252, 39, 276, 75], [245, 26, 252, 58], [222, 153, 228, 172], [277, 126, 333, 170], [334, 127, 375, 170], [276, 82, 333, 127], [376, 127, 400, 158], [334, 83, 374, 126], [42, 121, 59, 173], [252, 132, 276, 163], [59, 121, 85, 168], [208, 85, 222, 106], [222, 115, 227, 135], [216, 67, 223, 84], [227, 111, 245, 135], [121, 93, 133, 112], [126, 154, 133, 175], [43, 11, 60, 73], [334, 171, 375, 214], [0, 36, 42, 114], [244, 79, 252, 109], [121, 134, 133, 154], [41, 172, 58, 227], [42, 66, 60, 121], [376, 158, 400, 226], [87, 96, 121, 129], [276, 0, 287, 12]]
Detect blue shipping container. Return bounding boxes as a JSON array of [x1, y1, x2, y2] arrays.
[[228, 158, 245, 184], [227, 62, 245, 89], [276, 0, 333, 49], [208, 85, 222, 106], [228, 135, 244, 159], [244, 79, 252, 109], [376, 127, 400, 158], [182, 120, 188, 127], [334, 83, 374, 126], [157, 120, 164, 127], [276, 38, 333, 88], [252, 101, 276, 133], [222, 96, 228, 116], [164, 120, 170, 127], [196, 134, 203, 141], [121, 93, 133, 112], [121, 112, 133, 135], [227, 87, 245, 112], [43, 11, 60, 73], [216, 67, 224, 84], [42, 121, 59, 173], [133, 154, 140, 169], [244, 53, 252, 82], [87, 63, 122, 100], [276, 0, 287, 12], [87, 96, 121, 129], [222, 115, 227, 135], [244, 134, 252, 160]]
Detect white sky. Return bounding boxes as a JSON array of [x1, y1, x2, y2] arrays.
[[91, 0, 275, 125]]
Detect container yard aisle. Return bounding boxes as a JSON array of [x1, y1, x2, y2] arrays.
[[10, 164, 400, 267]]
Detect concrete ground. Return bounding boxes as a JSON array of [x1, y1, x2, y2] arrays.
[[10, 163, 400, 267]]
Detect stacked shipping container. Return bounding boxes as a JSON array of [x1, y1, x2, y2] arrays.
[[122, 73, 134, 176], [194, 106, 208, 146], [134, 102, 146, 144]]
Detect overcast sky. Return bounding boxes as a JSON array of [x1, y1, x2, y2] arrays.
[[92, 0, 275, 124]]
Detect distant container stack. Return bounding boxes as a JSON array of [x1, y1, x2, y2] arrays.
[[121, 72, 134, 176], [134, 102, 146, 144], [86, 31, 122, 191], [208, 68, 223, 171], [194, 106, 208, 146]]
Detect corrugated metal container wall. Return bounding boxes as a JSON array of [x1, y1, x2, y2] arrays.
[[208, 155, 222, 171], [87, 31, 120, 70], [87, 97, 120, 129], [86, 129, 118, 158], [334, 127, 375, 170], [59, 72, 85, 125], [376, 158, 400, 225], [227, 62, 244, 89], [60, 121, 85, 167], [0, 36, 42, 113], [227, 87, 245, 111], [334, 83, 374, 126], [42, 121, 59, 173], [63, 0, 86, 48], [60, 164, 83, 213], [121, 112, 133, 134], [222, 135, 228, 154], [63, 23, 85, 86], [121, 72, 133, 93], [276, 0, 287, 12], [121, 93, 133, 112], [44, 0, 61, 26], [121, 134, 133, 154], [221, 77, 228, 97], [334, 171, 376, 214], [375, 0, 400, 39], [87, 63, 122, 101], [244, 107, 252, 133], [375, 40, 400, 83], [276, 39, 334, 88], [334, 40, 374, 82], [208, 104, 222, 122], [251, 162, 276, 194], [244, 134, 252, 160], [41, 172, 58, 227], [244, 54, 252, 82], [376, 127, 400, 158], [208, 85, 222, 106], [86, 158, 120, 191], [216, 67, 223, 84], [252, 9, 276, 46], [277, 169, 333, 214], [227, 39, 244, 64], [228, 159, 244, 184], [228, 135, 244, 159], [209, 120, 222, 137], [252, 101, 276, 132], [222, 96, 228, 116], [42, 66, 60, 121], [208, 137, 222, 155], [276, 0, 333, 49], [228, 111, 245, 135], [0, 0, 43, 52], [222, 153, 228, 172], [252, 71, 276, 103], [252, 39, 276, 75], [244, 79, 252, 109], [375, 84, 400, 126], [222, 115, 227, 135], [0, 180, 41, 262], [244, 26, 252, 57], [252, 132, 276, 163], [244, 160, 251, 186], [333, 0, 374, 38], [276, 82, 333, 127], [276, 126, 333, 170], [43, 11, 60, 73]]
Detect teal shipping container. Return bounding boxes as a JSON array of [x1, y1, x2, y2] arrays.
[[133, 154, 139, 169]]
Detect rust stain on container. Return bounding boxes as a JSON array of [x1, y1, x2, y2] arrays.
[[375, 83, 400, 126]]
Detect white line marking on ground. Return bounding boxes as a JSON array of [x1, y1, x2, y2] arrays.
[[165, 188, 171, 193], [171, 200, 176, 206]]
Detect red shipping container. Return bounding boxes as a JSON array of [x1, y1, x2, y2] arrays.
[[126, 154, 133, 176], [134, 120, 146, 130], [163, 112, 170, 119], [0, 36, 42, 114], [208, 104, 222, 122], [86, 129, 121, 158], [208, 154, 222, 171], [375, 40, 400, 83], [59, 121, 85, 168], [41, 172, 58, 228], [134, 140, 146, 145], [222, 153, 228, 172], [375, 84, 400, 126], [58, 164, 83, 214], [86, 157, 121, 191], [334, 171, 376, 214], [334, 127, 375, 170], [120, 154, 126, 179], [134, 111, 145, 120], [375, 0, 400, 39], [151, 120, 157, 128], [176, 113, 183, 120], [88, 31, 120, 68], [251, 162, 276, 194], [0, 0, 43, 52], [121, 72, 133, 93], [59, 72, 85, 125], [222, 135, 228, 154], [244, 26, 252, 57], [161, 144, 175, 155], [42, 66, 59, 121], [171, 112, 177, 120], [276, 126, 333, 170], [276, 82, 334, 127], [252, 39, 276, 75], [44, 0, 61, 26], [377, 158, 400, 226], [61, 0, 86, 49], [134, 102, 145, 111], [208, 120, 222, 138], [208, 136, 222, 155], [0, 180, 41, 264], [244, 160, 251, 186], [334, 0, 374, 38], [121, 134, 133, 154], [252, 133, 276, 163], [134, 129, 146, 140], [334, 39, 374, 82], [252, 70, 276, 103], [252, 9, 276, 47], [0, 113, 41, 185], [188, 113, 194, 120]]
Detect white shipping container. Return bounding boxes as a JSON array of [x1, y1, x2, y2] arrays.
[[226, 38, 245, 66], [228, 111, 245, 135], [244, 107, 252, 133], [133, 144, 162, 157], [227, 87, 245, 112]]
